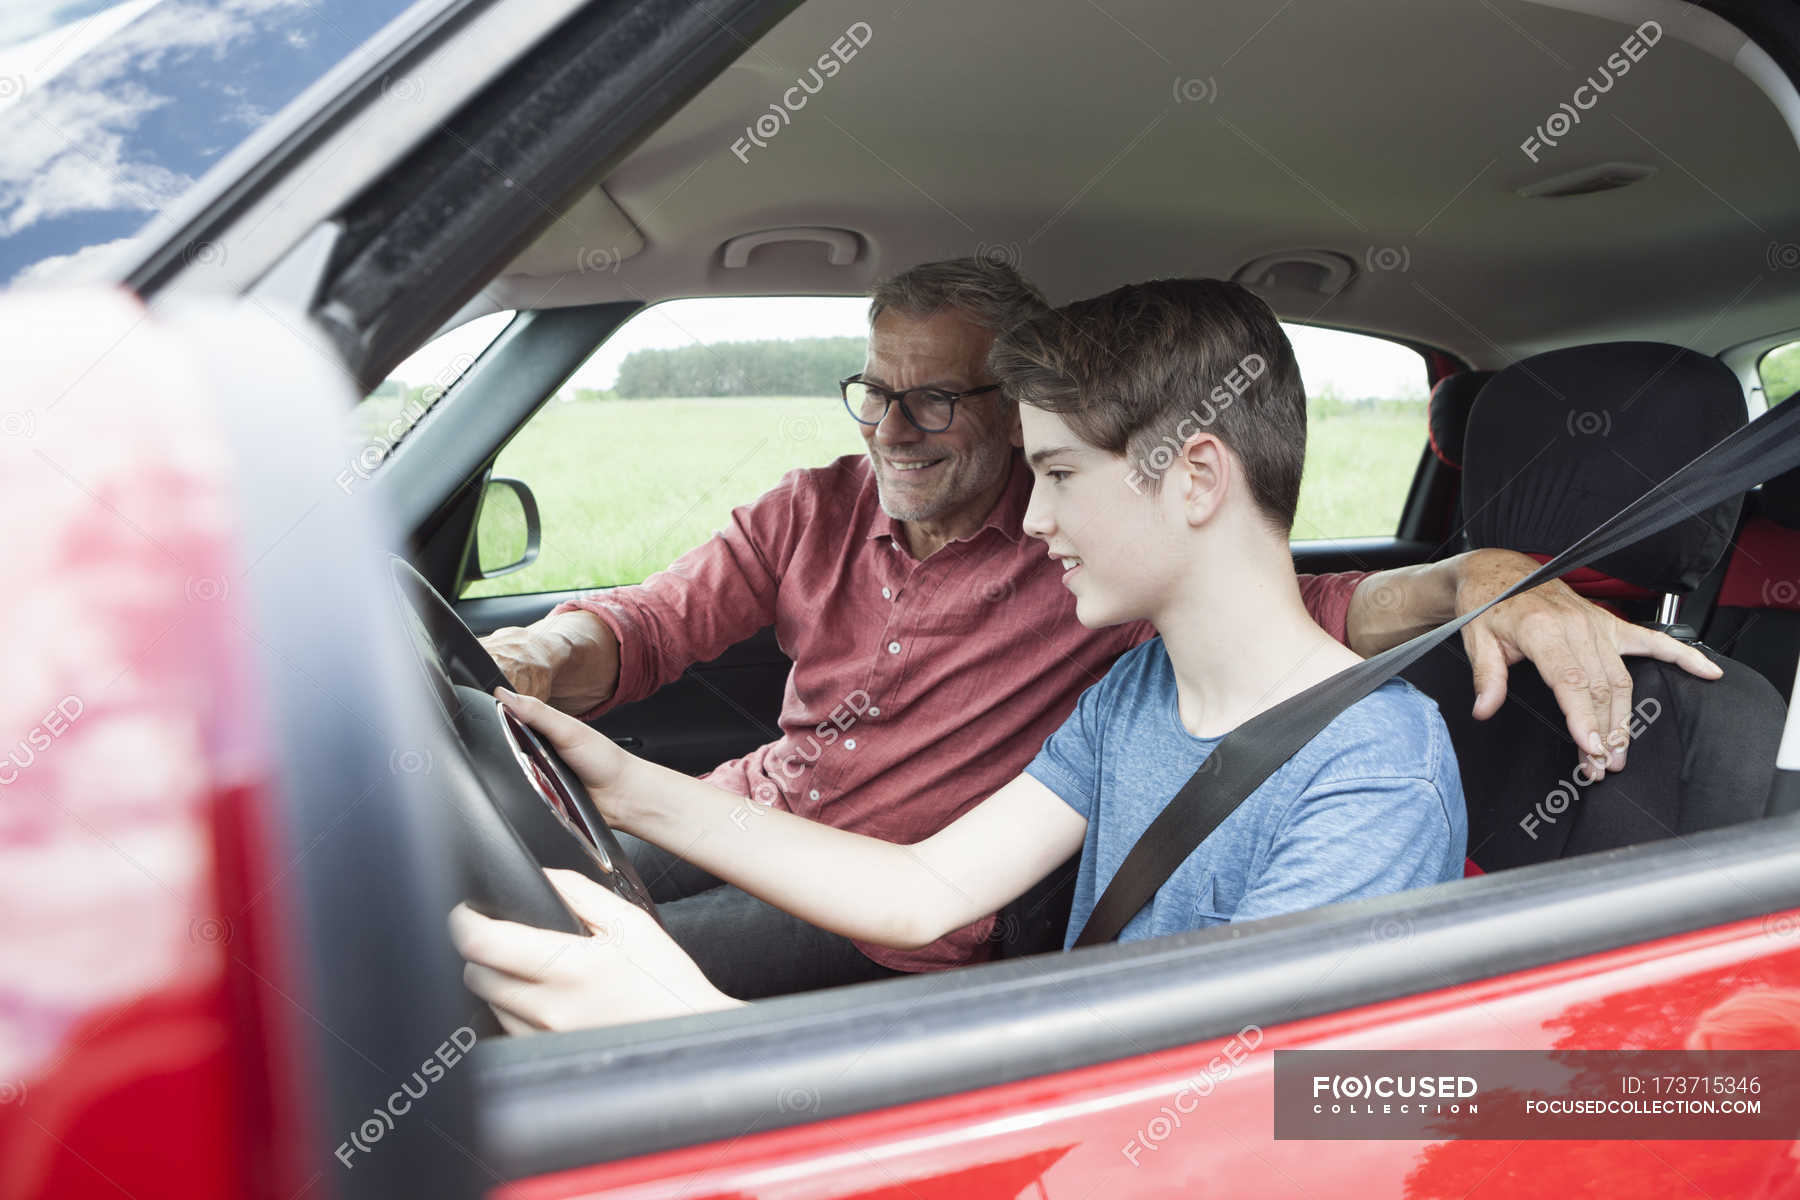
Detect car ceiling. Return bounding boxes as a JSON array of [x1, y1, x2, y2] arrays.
[[470, 0, 1800, 367]]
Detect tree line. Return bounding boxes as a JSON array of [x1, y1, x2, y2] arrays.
[[613, 336, 866, 398]]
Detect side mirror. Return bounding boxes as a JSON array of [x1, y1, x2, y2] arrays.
[[468, 476, 541, 580]]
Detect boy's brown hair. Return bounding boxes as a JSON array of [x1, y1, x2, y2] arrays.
[[989, 278, 1307, 533]]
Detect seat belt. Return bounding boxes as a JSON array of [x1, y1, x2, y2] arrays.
[[1072, 394, 1800, 947]]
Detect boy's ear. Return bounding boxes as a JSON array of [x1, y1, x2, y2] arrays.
[[1003, 395, 1023, 448], [1176, 432, 1230, 525]]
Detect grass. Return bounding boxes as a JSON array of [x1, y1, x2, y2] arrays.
[[1291, 411, 1424, 544], [463, 396, 1426, 598]]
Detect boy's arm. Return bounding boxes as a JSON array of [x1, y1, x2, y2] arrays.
[[619, 756, 1087, 949], [449, 757, 1084, 1033], [500, 687, 1087, 950]]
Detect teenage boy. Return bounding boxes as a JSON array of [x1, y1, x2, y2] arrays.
[[451, 279, 1466, 1033]]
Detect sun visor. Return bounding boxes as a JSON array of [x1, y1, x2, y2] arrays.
[[501, 186, 645, 278]]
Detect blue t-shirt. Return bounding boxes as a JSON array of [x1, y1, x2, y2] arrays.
[[1024, 637, 1466, 948]]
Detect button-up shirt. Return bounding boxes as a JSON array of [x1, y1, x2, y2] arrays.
[[553, 449, 1364, 972]]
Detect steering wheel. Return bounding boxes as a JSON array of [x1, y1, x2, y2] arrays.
[[388, 555, 661, 940]]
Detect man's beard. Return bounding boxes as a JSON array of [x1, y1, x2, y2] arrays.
[[872, 437, 1013, 523]]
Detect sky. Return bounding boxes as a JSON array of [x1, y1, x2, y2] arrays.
[[388, 297, 1431, 401]]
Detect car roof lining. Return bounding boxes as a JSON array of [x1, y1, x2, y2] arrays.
[[461, 0, 1800, 368]]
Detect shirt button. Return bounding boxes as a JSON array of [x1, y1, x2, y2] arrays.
[[808, 788, 821, 801], [844, 738, 857, 750], [887, 641, 901, 654], [881, 587, 892, 599], [868, 706, 880, 716]]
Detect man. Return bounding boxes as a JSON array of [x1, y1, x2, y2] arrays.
[[480, 258, 1718, 998]]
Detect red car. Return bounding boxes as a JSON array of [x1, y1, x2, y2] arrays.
[[6, 0, 1800, 1196]]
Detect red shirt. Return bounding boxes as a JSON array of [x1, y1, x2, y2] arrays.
[[554, 449, 1364, 972]]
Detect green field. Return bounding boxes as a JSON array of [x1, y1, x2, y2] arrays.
[[462, 396, 1425, 598]]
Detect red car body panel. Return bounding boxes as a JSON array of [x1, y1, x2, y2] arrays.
[[501, 915, 1800, 1199], [0, 291, 313, 1200]]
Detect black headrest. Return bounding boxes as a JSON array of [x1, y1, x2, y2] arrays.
[[1462, 342, 1745, 594], [1758, 460, 1800, 530], [1427, 370, 1494, 469]]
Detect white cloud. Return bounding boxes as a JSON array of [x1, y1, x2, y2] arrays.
[[0, 81, 188, 236], [0, 0, 306, 248], [9, 233, 140, 287], [0, 1, 161, 117]]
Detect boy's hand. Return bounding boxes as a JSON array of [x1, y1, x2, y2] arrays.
[[496, 687, 634, 822], [449, 868, 741, 1033]]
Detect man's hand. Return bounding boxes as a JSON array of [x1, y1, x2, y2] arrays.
[[450, 868, 741, 1033], [1453, 549, 1721, 774], [479, 608, 621, 714]]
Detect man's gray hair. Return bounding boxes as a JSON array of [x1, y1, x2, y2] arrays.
[[867, 256, 1050, 336]]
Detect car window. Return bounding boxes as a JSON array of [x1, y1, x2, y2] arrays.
[[461, 303, 1428, 597], [461, 298, 869, 598], [0, 0, 421, 289], [1759, 340, 1800, 406], [344, 310, 515, 491], [1286, 326, 1429, 543]]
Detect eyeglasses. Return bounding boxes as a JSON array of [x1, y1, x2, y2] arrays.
[[841, 375, 1001, 433]]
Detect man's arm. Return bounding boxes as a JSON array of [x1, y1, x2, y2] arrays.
[[1339, 548, 1721, 773], [479, 470, 808, 717]]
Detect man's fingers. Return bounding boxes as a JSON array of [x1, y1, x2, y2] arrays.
[[1597, 633, 1634, 771], [1566, 623, 1622, 772], [1539, 648, 1610, 766], [479, 628, 549, 699], [1463, 625, 1511, 720], [1614, 623, 1723, 678]]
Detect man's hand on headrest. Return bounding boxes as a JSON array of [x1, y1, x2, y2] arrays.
[[1454, 548, 1721, 776]]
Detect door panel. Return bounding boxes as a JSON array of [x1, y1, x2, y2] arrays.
[[473, 819, 1800, 1189], [1291, 536, 1435, 579], [492, 913, 1800, 1199]]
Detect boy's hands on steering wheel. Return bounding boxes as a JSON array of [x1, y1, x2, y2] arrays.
[[496, 687, 638, 825], [450, 868, 740, 1033]]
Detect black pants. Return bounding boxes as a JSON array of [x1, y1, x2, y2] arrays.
[[615, 831, 906, 1000]]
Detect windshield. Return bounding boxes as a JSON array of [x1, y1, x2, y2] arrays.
[[0, 0, 420, 289]]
